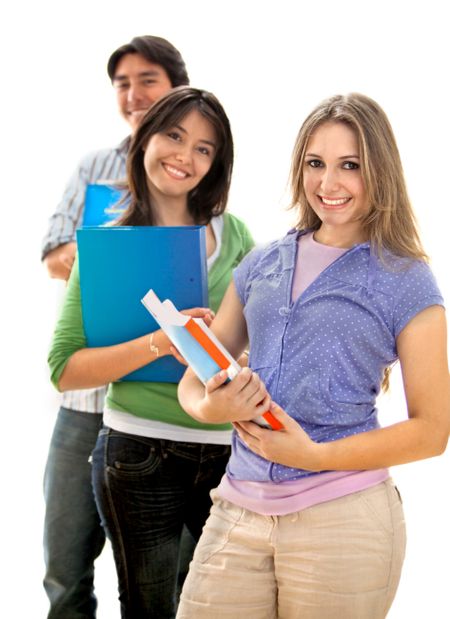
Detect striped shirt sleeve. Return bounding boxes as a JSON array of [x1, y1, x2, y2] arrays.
[[41, 142, 127, 259]]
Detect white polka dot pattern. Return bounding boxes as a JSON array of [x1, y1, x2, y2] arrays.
[[227, 229, 444, 483]]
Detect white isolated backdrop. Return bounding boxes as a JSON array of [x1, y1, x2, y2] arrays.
[[1, 1, 449, 617]]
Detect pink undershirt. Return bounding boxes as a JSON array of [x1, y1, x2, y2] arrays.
[[218, 231, 389, 516]]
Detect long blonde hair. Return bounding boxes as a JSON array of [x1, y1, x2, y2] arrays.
[[290, 93, 427, 261]]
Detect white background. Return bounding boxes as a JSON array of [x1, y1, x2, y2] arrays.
[[1, 1, 449, 617]]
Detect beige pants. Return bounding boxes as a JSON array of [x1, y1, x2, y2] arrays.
[[177, 479, 406, 619]]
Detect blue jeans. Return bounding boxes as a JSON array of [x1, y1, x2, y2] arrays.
[[43, 407, 105, 619], [91, 427, 231, 619]]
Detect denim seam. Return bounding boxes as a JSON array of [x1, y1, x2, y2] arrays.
[[103, 429, 131, 606]]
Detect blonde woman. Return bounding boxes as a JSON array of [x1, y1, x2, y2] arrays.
[[176, 93, 450, 619]]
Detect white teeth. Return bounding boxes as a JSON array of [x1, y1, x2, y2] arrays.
[[164, 164, 187, 179], [321, 197, 350, 206]]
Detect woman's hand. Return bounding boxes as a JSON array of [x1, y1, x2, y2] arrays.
[[192, 367, 271, 425], [168, 307, 215, 365], [58, 305, 217, 391], [233, 402, 323, 471], [180, 307, 215, 326]]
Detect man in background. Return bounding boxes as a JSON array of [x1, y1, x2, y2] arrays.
[[42, 35, 189, 619]]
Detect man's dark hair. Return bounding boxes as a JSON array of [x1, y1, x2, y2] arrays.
[[107, 35, 189, 87]]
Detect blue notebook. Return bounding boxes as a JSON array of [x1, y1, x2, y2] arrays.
[[77, 226, 208, 382], [141, 290, 284, 430], [82, 184, 126, 226]]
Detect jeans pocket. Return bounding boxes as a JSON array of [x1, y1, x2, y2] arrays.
[[106, 434, 162, 479]]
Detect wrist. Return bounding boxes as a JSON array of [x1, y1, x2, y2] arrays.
[[149, 330, 171, 358], [149, 332, 159, 358]]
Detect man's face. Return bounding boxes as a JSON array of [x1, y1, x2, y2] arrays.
[[112, 53, 173, 133]]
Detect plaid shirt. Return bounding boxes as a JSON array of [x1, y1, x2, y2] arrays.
[[43, 138, 129, 413], [42, 137, 129, 258]]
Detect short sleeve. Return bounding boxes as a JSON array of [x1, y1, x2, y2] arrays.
[[393, 260, 444, 338], [238, 222, 255, 260], [233, 246, 265, 305]]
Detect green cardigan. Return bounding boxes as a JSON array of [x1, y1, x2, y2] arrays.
[[48, 213, 254, 431]]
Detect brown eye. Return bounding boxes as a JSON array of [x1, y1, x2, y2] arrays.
[[305, 159, 322, 168], [167, 131, 181, 141], [197, 146, 211, 156]]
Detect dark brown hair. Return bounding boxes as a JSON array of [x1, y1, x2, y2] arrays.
[[118, 87, 233, 226], [107, 35, 189, 87]]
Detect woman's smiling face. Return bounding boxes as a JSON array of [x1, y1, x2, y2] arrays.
[[143, 109, 217, 203], [303, 121, 370, 244]]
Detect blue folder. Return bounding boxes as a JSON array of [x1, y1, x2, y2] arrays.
[[82, 184, 126, 226], [77, 226, 208, 382]]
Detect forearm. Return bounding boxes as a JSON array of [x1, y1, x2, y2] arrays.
[[178, 365, 272, 425], [236, 402, 450, 474], [42, 157, 91, 261], [44, 242, 77, 280], [45, 263, 69, 281], [178, 370, 228, 424], [315, 417, 449, 472], [177, 372, 205, 421], [312, 307, 450, 471], [58, 329, 169, 390], [178, 280, 267, 424]]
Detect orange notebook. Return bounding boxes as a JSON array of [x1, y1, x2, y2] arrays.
[[141, 289, 283, 431]]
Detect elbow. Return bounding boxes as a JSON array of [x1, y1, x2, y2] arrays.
[[423, 425, 449, 458], [57, 375, 70, 392], [44, 256, 57, 278], [49, 366, 68, 393], [433, 432, 449, 457], [44, 256, 68, 281], [435, 411, 450, 455], [188, 402, 230, 425], [177, 387, 198, 423], [185, 409, 208, 424], [187, 408, 225, 426], [177, 387, 226, 426], [413, 407, 450, 459], [177, 374, 207, 423], [177, 394, 207, 424], [55, 358, 78, 392], [57, 367, 73, 392]]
